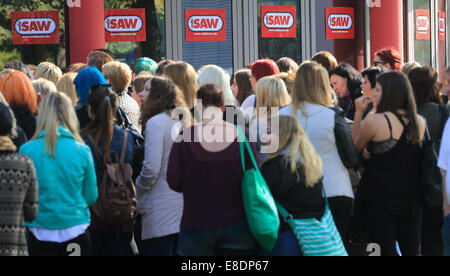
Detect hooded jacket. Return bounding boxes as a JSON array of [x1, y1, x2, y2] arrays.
[[73, 67, 108, 129], [73, 67, 108, 106]]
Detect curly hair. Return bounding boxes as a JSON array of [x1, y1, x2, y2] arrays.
[[140, 77, 190, 133]]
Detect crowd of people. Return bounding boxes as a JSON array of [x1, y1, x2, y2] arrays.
[[0, 46, 450, 257]]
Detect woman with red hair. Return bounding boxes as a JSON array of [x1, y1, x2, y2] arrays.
[[241, 59, 280, 125], [0, 71, 38, 139], [373, 48, 403, 71]]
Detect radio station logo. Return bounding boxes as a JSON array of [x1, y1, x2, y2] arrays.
[[327, 14, 353, 30], [263, 12, 294, 29], [416, 15, 429, 31], [439, 17, 445, 33], [325, 7, 354, 39], [105, 15, 143, 33], [188, 15, 224, 32], [15, 18, 57, 35], [185, 9, 226, 41]]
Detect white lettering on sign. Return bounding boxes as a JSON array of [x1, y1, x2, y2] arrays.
[[367, 0, 381, 8], [188, 16, 224, 32], [439, 18, 445, 33], [66, 0, 81, 8], [105, 16, 143, 33], [416, 15, 429, 31], [15, 18, 57, 35], [263, 12, 294, 29], [327, 14, 353, 30]]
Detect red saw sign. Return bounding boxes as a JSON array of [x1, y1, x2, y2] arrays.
[[325, 7, 355, 39], [439, 11, 446, 41], [12, 11, 60, 45], [104, 9, 146, 42], [261, 6, 297, 38], [185, 9, 227, 42], [416, 9, 430, 40]]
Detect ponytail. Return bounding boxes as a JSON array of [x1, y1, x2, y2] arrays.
[[83, 86, 118, 164]]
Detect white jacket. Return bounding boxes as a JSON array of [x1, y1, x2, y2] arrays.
[[136, 113, 183, 240], [280, 103, 354, 199]]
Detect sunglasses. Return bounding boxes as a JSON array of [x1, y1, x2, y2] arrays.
[[374, 61, 387, 66]]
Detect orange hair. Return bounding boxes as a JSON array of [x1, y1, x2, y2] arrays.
[[0, 71, 38, 113]]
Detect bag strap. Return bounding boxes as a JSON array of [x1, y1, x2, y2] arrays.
[[276, 189, 330, 222], [120, 129, 128, 164], [236, 125, 259, 172]]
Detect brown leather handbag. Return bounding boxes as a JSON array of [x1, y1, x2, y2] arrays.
[[90, 130, 137, 225]]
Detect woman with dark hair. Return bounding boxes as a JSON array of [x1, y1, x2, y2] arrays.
[[276, 57, 299, 74], [373, 48, 403, 71], [352, 71, 426, 256], [81, 85, 138, 256], [231, 69, 254, 106], [137, 77, 191, 256], [330, 63, 363, 120], [168, 84, 258, 256], [360, 66, 389, 118], [409, 66, 446, 256]]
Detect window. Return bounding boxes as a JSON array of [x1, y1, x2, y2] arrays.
[[413, 0, 432, 66], [181, 0, 233, 73], [257, 0, 302, 63]]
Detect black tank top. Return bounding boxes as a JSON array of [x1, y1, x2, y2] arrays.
[[361, 112, 422, 209]]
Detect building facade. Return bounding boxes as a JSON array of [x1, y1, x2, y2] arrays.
[[68, 0, 449, 78]]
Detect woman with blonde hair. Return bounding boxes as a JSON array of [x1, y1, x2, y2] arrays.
[[198, 65, 238, 106], [34, 62, 63, 86], [56, 72, 78, 107], [32, 78, 57, 107], [102, 61, 140, 130], [279, 61, 359, 243], [19, 92, 98, 256], [249, 76, 291, 162], [262, 115, 325, 256], [164, 62, 198, 108]]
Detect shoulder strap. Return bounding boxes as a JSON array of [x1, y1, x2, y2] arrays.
[[236, 125, 259, 172], [391, 111, 407, 128], [383, 114, 393, 139], [120, 129, 128, 164]]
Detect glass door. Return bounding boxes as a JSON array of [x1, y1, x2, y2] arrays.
[[181, 0, 233, 74]]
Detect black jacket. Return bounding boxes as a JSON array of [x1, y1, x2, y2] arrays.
[[11, 107, 37, 140]]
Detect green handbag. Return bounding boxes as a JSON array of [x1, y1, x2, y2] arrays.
[[237, 126, 279, 251]]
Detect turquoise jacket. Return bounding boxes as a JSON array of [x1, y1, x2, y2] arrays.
[[19, 126, 98, 230]]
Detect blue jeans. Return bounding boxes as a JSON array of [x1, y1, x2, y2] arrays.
[[442, 215, 450, 256], [141, 234, 178, 256], [89, 229, 133, 256], [178, 219, 257, 256], [263, 231, 302, 256]]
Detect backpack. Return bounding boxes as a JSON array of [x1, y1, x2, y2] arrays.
[[89, 130, 137, 225]]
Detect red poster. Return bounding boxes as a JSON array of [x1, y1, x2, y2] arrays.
[[185, 9, 226, 42], [416, 10, 430, 40], [326, 7, 354, 39], [261, 6, 297, 38], [439, 11, 446, 41], [12, 11, 60, 45], [104, 9, 146, 42]]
